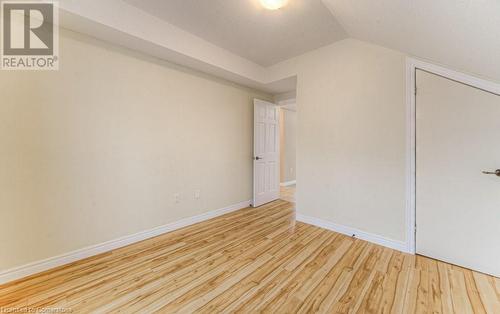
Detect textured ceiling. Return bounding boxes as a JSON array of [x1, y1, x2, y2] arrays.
[[123, 0, 348, 66], [323, 0, 500, 83]]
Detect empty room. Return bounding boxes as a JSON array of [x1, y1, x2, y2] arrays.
[[0, 0, 499, 313]]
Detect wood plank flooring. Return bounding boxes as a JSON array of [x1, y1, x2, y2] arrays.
[[280, 185, 296, 203], [0, 200, 498, 313]]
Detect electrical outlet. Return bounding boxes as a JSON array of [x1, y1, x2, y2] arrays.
[[174, 193, 180, 204], [194, 189, 201, 199]]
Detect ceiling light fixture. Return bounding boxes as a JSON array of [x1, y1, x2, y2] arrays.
[[260, 0, 288, 10]]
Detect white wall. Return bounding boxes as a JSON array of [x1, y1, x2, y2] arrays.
[[292, 39, 407, 242], [0, 29, 271, 271]]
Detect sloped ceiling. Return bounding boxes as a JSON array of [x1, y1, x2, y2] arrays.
[[123, 0, 347, 66], [323, 0, 500, 83], [58, 0, 500, 95]]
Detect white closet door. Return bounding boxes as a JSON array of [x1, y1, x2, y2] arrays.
[[416, 70, 500, 277]]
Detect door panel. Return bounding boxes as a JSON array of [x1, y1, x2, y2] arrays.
[[416, 70, 500, 277], [253, 99, 280, 207]]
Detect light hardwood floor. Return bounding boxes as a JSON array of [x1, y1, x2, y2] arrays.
[[1, 200, 498, 313], [280, 184, 296, 203]]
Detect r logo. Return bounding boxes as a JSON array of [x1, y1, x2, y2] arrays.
[[3, 2, 54, 55], [1, 1, 58, 70]]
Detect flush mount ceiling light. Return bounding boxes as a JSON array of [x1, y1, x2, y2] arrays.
[[260, 0, 289, 10]]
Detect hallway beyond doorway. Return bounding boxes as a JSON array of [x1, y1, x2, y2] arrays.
[[280, 184, 295, 203]]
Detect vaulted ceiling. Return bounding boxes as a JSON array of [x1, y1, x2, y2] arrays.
[[58, 0, 500, 94], [123, 0, 347, 66], [323, 0, 500, 84]]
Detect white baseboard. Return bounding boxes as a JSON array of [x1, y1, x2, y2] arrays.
[[0, 200, 251, 285], [296, 213, 409, 253], [280, 180, 296, 187]]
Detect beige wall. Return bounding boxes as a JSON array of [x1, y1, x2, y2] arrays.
[[0, 29, 271, 271], [294, 39, 407, 241]]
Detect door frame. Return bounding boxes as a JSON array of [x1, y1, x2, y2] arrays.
[[405, 58, 500, 254]]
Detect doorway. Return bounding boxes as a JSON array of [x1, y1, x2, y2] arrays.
[[278, 98, 297, 204], [252, 97, 297, 207]]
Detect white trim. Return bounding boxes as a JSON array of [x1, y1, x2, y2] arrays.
[[0, 200, 251, 285], [408, 59, 500, 96], [405, 58, 417, 254], [296, 213, 408, 253], [277, 98, 296, 107], [280, 180, 296, 187], [405, 57, 500, 255]]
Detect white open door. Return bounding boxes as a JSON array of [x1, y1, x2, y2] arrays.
[[253, 99, 280, 207], [416, 70, 500, 277]]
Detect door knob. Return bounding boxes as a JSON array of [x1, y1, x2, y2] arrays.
[[254, 156, 262, 160], [482, 169, 500, 176]]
